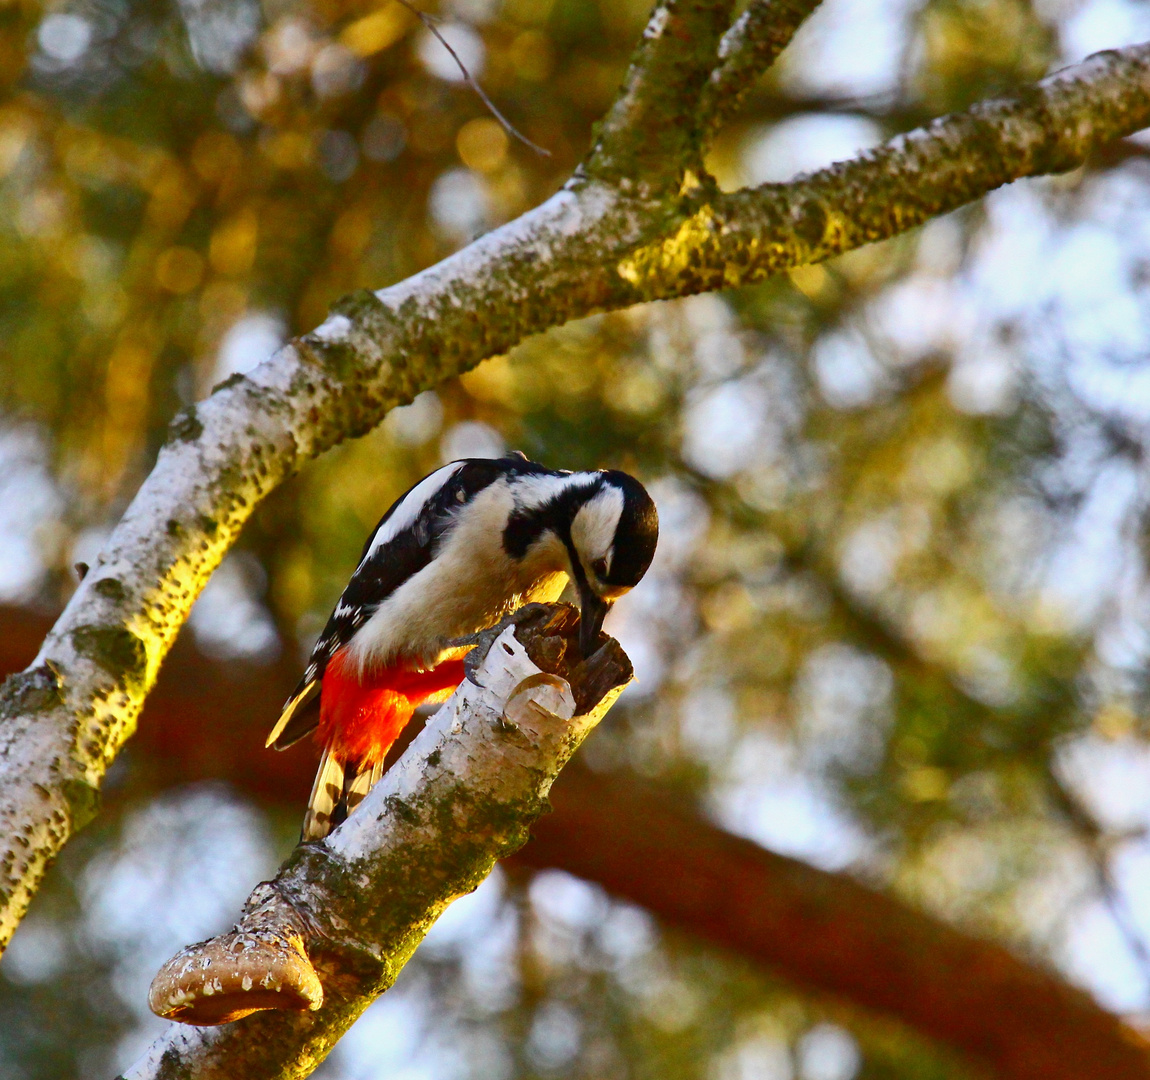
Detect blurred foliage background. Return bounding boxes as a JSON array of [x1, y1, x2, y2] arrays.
[[3, 0, 1150, 1075]]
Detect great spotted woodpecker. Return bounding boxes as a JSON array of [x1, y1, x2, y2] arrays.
[[266, 453, 659, 839]]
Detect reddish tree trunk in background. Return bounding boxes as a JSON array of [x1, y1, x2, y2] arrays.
[[1, 605, 1146, 1080]]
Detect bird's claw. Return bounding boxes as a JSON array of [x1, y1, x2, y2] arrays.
[[459, 603, 557, 680]]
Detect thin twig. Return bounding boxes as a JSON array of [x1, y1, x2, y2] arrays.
[[395, 0, 550, 157]]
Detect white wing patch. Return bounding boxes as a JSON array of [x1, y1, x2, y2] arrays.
[[360, 461, 465, 566]]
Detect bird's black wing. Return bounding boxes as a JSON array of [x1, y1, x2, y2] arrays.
[[266, 455, 545, 750]]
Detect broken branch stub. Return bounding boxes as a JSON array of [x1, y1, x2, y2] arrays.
[[144, 604, 631, 1033]]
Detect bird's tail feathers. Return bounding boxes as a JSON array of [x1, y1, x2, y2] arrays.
[[267, 679, 321, 750], [301, 748, 383, 841]]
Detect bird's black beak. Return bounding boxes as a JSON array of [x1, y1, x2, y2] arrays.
[[577, 581, 611, 657]]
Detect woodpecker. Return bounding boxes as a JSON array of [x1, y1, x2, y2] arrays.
[[266, 453, 659, 839]]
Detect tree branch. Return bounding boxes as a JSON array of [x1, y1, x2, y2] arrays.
[[1, 28, 1148, 958], [122, 606, 632, 1079], [698, 0, 826, 142], [395, 0, 550, 157], [619, 44, 1150, 295], [583, 0, 737, 190], [0, 607, 1146, 1075], [524, 767, 1150, 1080]]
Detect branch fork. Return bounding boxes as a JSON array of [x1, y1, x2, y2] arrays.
[[4, 0, 1150, 967], [3, 0, 1150, 1074]]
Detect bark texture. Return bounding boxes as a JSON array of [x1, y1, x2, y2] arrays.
[[2, 0, 1150, 1019], [699, 0, 827, 139], [122, 606, 632, 1078], [622, 46, 1150, 296], [1, 607, 1145, 1078]]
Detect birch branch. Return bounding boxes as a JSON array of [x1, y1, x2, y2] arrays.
[[1, 607, 1147, 1074], [582, 0, 737, 190], [620, 43, 1150, 295], [698, 0, 826, 141], [122, 605, 632, 1080], [1, 25, 1149, 955], [0, 611, 1140, 1076]]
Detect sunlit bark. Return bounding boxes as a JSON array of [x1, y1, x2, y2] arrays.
[[1, 0, 1150, 1073], [0, 607, 1144, 1079], [126, 608, 631, 1079]]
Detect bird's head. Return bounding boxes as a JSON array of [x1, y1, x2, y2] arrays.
[[567, 471, 659, 655]]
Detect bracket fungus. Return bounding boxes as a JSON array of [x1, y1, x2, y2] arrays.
[[149, 919, 323, 1025], [145, 604, 632, 1031]]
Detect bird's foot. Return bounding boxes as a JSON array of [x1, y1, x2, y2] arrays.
[[459, 603, 569, 680]]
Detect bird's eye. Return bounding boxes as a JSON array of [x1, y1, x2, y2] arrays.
[[591, 557, 608, 579]]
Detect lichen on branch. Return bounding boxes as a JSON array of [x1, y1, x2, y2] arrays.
[[698, 0, 827, 139], [1, 0, 1149, 1010], [623, 43, 1150, 296], [124, 605, 631, 1079]]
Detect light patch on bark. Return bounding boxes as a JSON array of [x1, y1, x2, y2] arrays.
[[1, 0, 1147, 984]]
